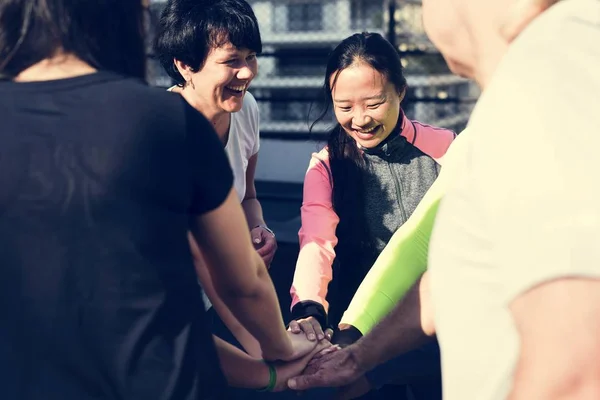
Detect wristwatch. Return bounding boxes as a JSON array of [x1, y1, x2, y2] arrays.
[[253, 224, 275, 237]]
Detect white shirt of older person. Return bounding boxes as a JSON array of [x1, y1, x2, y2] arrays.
[[429, 1, 600, 399]]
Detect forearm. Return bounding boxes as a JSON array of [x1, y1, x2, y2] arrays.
[[290, 243, 335, 323], [215, 250, 291, 359], [349, 274, 435, 373], [341, 168, 444, 335], [214, 335, 270, 389], [341, 201, 438, 335], [241, 197, 264, 228], [193, 248, 262, 357], [192, 192, 293, 360], [217, 312, 262, 358]]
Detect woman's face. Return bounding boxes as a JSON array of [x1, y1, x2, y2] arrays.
[[330, 62, 403, 149], [189, 42, 258, 114]]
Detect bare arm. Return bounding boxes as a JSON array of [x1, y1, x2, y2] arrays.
[[508, 278, 600, 400], [191, 188, 292, 360], [241, 154, 264, 228], [243, 154, 277, 266], [214, 334, 332, 391], [214, 335, 271, 389], [189, 236, 262, 357], [190, 155, 272, 356]]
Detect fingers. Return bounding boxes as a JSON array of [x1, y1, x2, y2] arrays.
[[290, 317, 328, 342], [316, 345, 340, 358], [250, 228, 263, 246], [325, 328, 334, 341], [273, 345, 327, 392], [298, 318, 321, 341], [289, 320, 302, 334], [310, 319, 325, 341], [307, 346, 339, 370], [255, 234, 276, 257], [288, 374, 325, 391], [287, 329, 319, 360]]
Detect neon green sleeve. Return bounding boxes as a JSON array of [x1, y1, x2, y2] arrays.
[[340, 130, 470, 334]]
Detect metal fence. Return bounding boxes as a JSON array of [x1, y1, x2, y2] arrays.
[[147, 0, 478, 136]]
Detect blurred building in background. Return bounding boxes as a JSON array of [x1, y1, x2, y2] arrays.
[[147, 0, 478, 243], [249, 0, 478, 136]]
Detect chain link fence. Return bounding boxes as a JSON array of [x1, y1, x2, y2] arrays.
[[147, 0, 478, 136]]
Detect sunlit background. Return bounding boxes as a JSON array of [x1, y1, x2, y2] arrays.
[[146, 0, 478, 244]]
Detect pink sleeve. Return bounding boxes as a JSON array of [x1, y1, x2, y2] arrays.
[[290, 151, 339, 312], [404, 120, 456, 164]]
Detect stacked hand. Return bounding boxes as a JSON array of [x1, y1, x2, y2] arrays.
[[287, 345, 365, 391], [289, 316, 333, 341], [284, 323, 372, 399], [270, 336, 335, 391], [263, 321, 371, 398], [273, 329, 330, 362]]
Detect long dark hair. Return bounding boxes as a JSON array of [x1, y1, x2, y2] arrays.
[[311, 32, 408, 302], [154, 0, 262, 85], [0, 0, 146, 79]]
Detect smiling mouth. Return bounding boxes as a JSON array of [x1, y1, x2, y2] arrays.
[[355, 125, 380, 134], [225, 84, 246, 94]]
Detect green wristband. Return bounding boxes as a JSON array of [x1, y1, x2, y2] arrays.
[[257, 361, 277, 392]]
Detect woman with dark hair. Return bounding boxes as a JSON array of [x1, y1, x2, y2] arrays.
[[0, 1, 323, 398], [289, 32, 456, 399], [154, 0, 278, 358]]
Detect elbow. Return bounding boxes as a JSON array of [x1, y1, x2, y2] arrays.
[[215, 276, 263, 301], [551, 371, 600, 399], [421, 315, 436, 337], [215, 253, 269, 299], [511, 361, 600, 400]]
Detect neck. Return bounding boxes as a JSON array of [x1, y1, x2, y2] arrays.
[[470, 28, 510, 89], [466, 0, 542, 89], [14, 53, 96, 82], [178, 85, 230, 139]]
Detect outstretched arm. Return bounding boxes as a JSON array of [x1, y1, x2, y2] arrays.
[[193, 189, 313, 361], [290, 152, 339, 340], [340, 130, 470, 335], [190, 236, 262, 357], [214, 334, 332, 391], [288, 272, 435, 391], [243, 154, 278, 267]]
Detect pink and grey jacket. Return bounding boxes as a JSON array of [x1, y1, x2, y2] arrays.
[[290, 114, 455, 328]]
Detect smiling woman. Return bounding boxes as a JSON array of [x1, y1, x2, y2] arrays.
[[154, 0, 278, 360], [331, 62, 405, 148], [289, 32, 456, 399]]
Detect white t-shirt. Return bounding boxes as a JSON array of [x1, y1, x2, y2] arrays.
[[203, 93, 260, 309], [225, 91, 261, 202], [428, 1, 600, 399], [166, 88, 260, 202], [169, 87, 261, 309]]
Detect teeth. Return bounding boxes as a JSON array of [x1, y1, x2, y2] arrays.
[[226, 85, 246, 92], [360, 126, 378, 133]]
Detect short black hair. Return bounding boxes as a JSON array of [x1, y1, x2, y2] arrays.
[[0, 0, 146, 79], [154, 0, 262, 85]]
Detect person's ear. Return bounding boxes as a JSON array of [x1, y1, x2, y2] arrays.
[[173, 59, 195, 86], [398, 87, 407, 103], [500, 0, 549, 43]]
